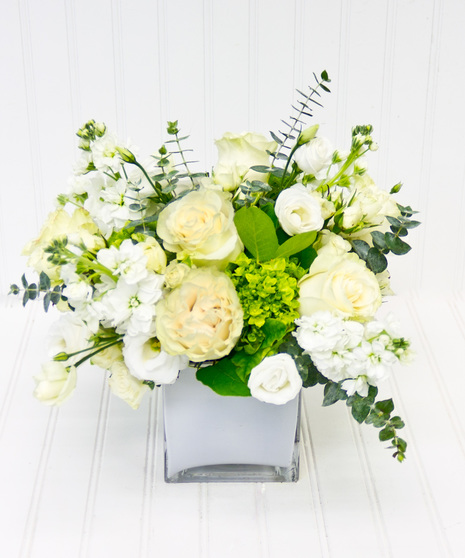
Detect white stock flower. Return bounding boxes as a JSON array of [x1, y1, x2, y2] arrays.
[[123, 333, 187, 384], [275, 184, 324, 236], [97, 239, 148, 284], [213, 132, 276, 191], [248, 353, 302, 405], [293, 136, 334, 179], [33, 363, 77, 406], [100, 273, 164, 335]]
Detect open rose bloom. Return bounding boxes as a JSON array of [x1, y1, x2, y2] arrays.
[[12, 75, 419, 461]]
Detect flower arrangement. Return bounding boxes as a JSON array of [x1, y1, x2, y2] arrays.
[[11, 72, 419, 461]]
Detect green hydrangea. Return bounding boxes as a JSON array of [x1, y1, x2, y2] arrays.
[[226, 253, 306, 353]]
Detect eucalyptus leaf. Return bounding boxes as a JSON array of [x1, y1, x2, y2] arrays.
[[323, 382, 348, 406], [384, 233, 411, 255], [366, 248, 388, 273], [351, 239, 370, 261]]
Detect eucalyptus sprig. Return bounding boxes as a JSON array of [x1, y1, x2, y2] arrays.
[[9, 271, 66, 311]]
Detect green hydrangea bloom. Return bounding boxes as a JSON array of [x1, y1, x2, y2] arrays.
[[226, 253, 306, 354]]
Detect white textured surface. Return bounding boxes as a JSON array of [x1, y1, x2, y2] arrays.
[[1, 293, 465, 558], [1, 0, 465, 556]]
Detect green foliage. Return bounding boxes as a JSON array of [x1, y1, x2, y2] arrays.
[[196, 319, 288, 397], [9, 271, 65, 312], [226, 254, 305, 353], [234, 206, 279, 261]]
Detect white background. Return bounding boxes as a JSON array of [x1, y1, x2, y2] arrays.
[[1, 1, 465, 557]]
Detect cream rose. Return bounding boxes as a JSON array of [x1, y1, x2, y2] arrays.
[[107, 360, 149, 409], [90, 342, 124, 369], [33, 362, 77, 406], [213, 132, 277, 191], [137, 236, 167, 274], [156, 188, 243, 267], [275, 184, 325, 235], [22, 207, 105, 282], [293, 136, 334, 179], [248, 353, 302, 405], [155, 267, 243, 362], [299, 241, 382, 320]]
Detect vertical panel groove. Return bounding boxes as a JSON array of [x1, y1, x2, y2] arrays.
[[156, 0, 169, 135], [407, 295, 465, 458], [347, 413, 393, 558], [248, 0, 258, 130], [203, 0, 214, 166], [140, 392, 158, 558], [388, 371, 455, 557], [111, 0, 126, 136], [301, 400, 331, 558], [415, 0, 444, 290], [64, 0, 81, 128], [336, 0, 351, 145], [78, 379, 111, 558], [17, 0, 44, 225], [19, 407, 59, 558]]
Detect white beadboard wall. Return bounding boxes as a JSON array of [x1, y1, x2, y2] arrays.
[[2, 2, 465, 558], [1, 0, 464, 296]]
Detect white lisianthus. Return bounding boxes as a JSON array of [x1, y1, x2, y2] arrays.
[[298, 240, 382, 321], [123, 333, 187, 384], [91, 132, 135, 173], [213, 132, 277, 191], [47, 313, 93, 361], [275, 184, 325, 235], [107, 360, 149, 410], [97, 239, 148, 285], [293, 136, 334, 179], [155, 267, 243, 362], [100, 272, 164, 335], [157, 188, 243, 267], [33, 363, 77, 406], [248, 353, 302, 405]]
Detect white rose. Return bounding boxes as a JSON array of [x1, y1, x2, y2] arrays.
[[33, 362, 77, 406], [298, 243, 382, 320], [155, 267, 243, 362], [108, 360, 149, 409], [157, 188, 243, 268], [275, 184, 324, 235], [213, 132, 277, 191], [90, 342, 124, 370], [138, 236, 167, 274], [123, 333, 187, 384], [293, 136, 334, 179], [163, 261, 191, 289], [248, 353, 302, 405]]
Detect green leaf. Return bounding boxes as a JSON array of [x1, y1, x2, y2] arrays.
[[275, 231, 317, 259], [389, 416, 405, 429], [234, 206, 279, 261], [9, 284, 20, 295], [351, 239, 370, 261], [21, 274, 28, 288], [39, 271, 51, 291], [375, 399, 395, 414], [371, 231, 387, 251], [196, 358, 251, 397], [366, 247, 388, 273], [384, 232, 411, 255], [394, 437, 407, 453], [348, 395, 373, 423], [323, 382, 348, 406], [22, 290, 29, 307], [249, 165, 271, 173], [379, 427, 396, 441], [43, 292, 52, 312], [297, 246, 317, 270]]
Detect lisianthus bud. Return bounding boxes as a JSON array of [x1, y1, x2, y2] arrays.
[[297, 124, 319, 146]]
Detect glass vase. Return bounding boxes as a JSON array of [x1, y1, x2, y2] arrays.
[[163, 368, 300, 483]]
